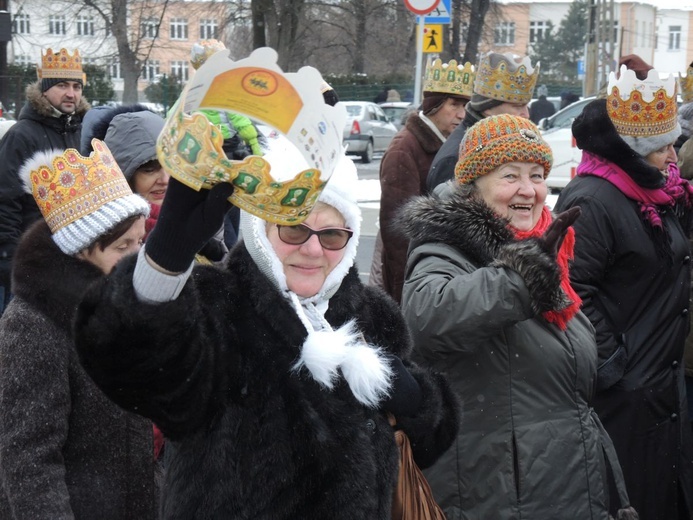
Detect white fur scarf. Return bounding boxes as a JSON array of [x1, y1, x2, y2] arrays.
[[288, 293, 393, 408]]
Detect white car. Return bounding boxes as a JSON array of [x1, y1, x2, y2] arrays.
[[537, 97, 595, 192], [342, 101, 399, 163]]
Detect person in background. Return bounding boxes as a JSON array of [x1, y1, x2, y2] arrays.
[[378, 58, 472, 303], [0, 47, 90, 316], [72, 147, 459, 517], [426, 51, 539, 193], [397, 114, 637, 519], [374, 85, 390, 103], [0, 141, 157, 519], [555, 64, 693, 519], [529, 84, 556, 124]]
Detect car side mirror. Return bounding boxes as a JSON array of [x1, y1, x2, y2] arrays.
[[538, 118, 549, 131]]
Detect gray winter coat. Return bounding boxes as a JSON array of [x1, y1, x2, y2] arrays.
[[397, 185, 626, 520]]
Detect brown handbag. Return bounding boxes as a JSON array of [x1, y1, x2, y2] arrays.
[[389, 414, 447, 520]]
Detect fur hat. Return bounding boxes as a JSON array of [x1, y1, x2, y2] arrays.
[[455, 114, 552, 184], [19, 140, 149, 255]]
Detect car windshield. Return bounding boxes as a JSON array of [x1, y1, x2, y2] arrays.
[[346, 105, 363, 117], [381, 107, 406, 119]]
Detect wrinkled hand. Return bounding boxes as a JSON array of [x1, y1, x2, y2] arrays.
[[146, 178, 234, 273], [541, 207, 581, 256]]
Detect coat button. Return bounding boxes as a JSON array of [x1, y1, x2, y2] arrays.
[[672, 360, 679, 369], [671, 413, 679, 422], [365, 419, 376, 434], [683, 309, 689, 316], [684, 256, 691, 264]]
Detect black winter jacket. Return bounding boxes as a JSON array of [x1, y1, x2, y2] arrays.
[[74, 245, 459, 519], [0, 82, 88, 297]]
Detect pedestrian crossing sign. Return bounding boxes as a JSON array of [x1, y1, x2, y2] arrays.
[[422, 24, 443, 53]]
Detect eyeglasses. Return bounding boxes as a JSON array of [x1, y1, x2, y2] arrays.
[[276, 224, 353, 250]]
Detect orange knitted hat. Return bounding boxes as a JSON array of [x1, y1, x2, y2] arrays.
[[455, 114, 553, 184]]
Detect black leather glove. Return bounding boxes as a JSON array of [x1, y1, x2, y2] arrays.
[[381, 356, 422, 417], [145, 178, 234, 272], [541, 207, 581, 255]]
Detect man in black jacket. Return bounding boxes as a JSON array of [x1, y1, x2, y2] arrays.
[[426, 52, 538, 194], [0, 48, 89, 315]]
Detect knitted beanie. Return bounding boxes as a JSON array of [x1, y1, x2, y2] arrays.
[[468, 93, 504, 114], [455, 114, 553, 185], [42, 77, 83, 92]]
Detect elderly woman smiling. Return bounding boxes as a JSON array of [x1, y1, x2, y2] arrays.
[[397, 114, 637, 519]]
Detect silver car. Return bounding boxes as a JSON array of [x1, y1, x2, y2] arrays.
[[342, 101, 399, 163]]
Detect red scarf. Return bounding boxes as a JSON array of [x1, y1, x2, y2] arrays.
[[513, 205, 582, 330], [144, 202, 160, 239]]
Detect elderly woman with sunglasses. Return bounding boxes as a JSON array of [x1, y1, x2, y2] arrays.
[[73, 152, 459, 519]]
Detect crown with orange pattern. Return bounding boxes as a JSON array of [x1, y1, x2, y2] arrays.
[[37, 48, 86, 88], [19, 139, 149, 255], [423, 59, 475, 99], [679, 62, 693, 104], [473, 52, 539, 104], [607, 65, 679, 147]]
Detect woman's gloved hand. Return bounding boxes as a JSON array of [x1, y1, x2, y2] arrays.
[[541, 206, 581, 255], [145, 178, 234, 273], [381, 355, 422, 417]]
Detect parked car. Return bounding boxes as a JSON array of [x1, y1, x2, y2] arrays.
[[378, 101, 415, 131], [537, 97, 595, 192], [342, 101, 399, 163]]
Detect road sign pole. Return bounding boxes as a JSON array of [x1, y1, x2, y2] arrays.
[[413, 16, 425, 108]]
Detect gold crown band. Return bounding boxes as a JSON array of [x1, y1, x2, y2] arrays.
[[423, 59, 475, 98], [473, 53, 539, 104], [38, 48, 85, 83], [680, 65, 693, 104]]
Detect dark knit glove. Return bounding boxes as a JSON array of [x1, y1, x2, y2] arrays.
[[145, 178, 234, 272], [198, 237, 227, 262], [381, 356, 422, 417], [540, 206, 581, 255]]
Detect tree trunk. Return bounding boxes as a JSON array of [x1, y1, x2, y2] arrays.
[[463, 0, 490, 64]]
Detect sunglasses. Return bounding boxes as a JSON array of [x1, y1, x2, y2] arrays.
[[276, 224, 354, 250]]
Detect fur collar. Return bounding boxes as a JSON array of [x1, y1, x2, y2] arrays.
[[572, 98, 664, 189], [11, 221, 104, 333], [395, 184, 514, 266], [404, 113, 444, 154], [23, 81, 90, 120]]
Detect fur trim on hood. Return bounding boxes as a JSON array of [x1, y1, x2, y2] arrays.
[[25, 81, 90, 119], [396, 184, 570, 316], [572, 98, 665, 189]]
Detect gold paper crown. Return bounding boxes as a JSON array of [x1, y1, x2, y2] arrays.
[[158, 102, 326, 225], [37, 48, 86, 83], [473, 52, 539, 104], [423, 59, 475, 98], [679, 63, 693, 103], [25, 140, 137, 234], [607, 66, 678, 138]]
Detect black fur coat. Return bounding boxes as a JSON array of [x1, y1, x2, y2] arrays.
[[0, 221, 158, 519], [74, 244, 459, 519]]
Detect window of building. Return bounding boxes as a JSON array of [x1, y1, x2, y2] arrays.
[[14, 12, 30, 34], [110, 59, 122, 79], [494, 22, 515, 46], [77, 15, 95, 36], [49, 15, 67, 35], [199, 19, 218, 40], [170, 18, 188, 40], [170, 60, 189, 81], [141, 60, 160, 81], [669, 26, 681, 50], [82, 57, 97, 66], [13, 54, 32, 67], [529, 21, 547, 43], [141, 18, 158, 39]]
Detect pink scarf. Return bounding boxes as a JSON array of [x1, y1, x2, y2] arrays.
[[576, 151, 693, 229], [514, 206, 582, 331]]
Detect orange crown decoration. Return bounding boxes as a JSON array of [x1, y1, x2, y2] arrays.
[[679, 63, 693, 104], [423, 59, 475, 99], [20, 139, 149, 254], [607, 66, 678, 138], [473, 52, 539, 104], [37, 48, 86, 84]]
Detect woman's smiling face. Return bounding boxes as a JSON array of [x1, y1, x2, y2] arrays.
[[474, 161, 547, 231]]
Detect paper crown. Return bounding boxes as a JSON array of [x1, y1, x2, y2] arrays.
[[423, 59, 475, 98], [37, 48, 86, 84], [473, 52, 539, 104], [190, 39, 227, 70], [679, 63, 693, 104], [157, 47, 347, 225], [20, 139, 149, 255], [607, 66, 678, 138]]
